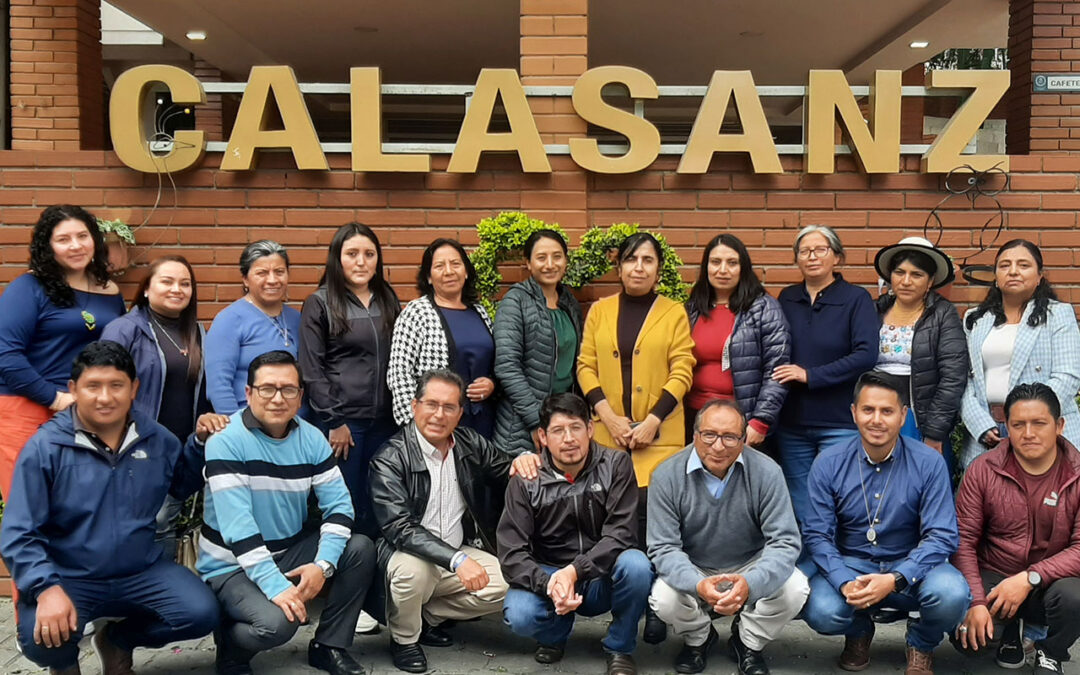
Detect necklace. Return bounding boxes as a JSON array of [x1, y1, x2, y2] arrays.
[[245, 296, 290, 346], [150, 314, 189, 357], [886, 303, 924, 326], [856, 449, 896, 544], [72, 279, 96, 331]]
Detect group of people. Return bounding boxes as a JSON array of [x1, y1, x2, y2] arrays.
[[0, 203, 1077, 675]]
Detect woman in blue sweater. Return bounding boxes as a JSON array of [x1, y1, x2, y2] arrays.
[[0, 205, 124, 500], [774, 225, 878, 525], [205, 240, 302, 414]]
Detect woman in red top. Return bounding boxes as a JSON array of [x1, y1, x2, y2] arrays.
[[684, 234, 792, 446]]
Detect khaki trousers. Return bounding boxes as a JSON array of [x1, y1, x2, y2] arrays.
[[386, 545, 508, 644], [650, 567, 809, 651]]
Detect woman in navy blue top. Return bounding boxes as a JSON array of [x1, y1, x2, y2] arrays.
[[0, 205, 125, 499], [774, 225, 879, 525]]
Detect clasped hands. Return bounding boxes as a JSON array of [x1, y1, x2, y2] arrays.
[[547, 564, 583, 615], [696, 573, 749, 616]]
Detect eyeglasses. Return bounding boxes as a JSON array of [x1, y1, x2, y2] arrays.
[[418, 399, 461, 416], [253, 385, 301, 400], [797, 246, 833, 260], [545, 423, 587, 439], [696, 430, 744, 448]]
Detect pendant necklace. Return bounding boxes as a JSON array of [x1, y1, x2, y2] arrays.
[[245, 296, 290, 347], [856, 450, 896, 544], [73, 279, 96, 331], [150, 314, 189, 357]]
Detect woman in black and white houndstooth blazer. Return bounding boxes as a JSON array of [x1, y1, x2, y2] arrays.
[[387, 238, 497, 437]]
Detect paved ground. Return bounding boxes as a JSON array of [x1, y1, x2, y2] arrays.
[[0, 597, 1070, 674]]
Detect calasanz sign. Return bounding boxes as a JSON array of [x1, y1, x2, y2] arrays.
[[109, 65, 1010, 176]]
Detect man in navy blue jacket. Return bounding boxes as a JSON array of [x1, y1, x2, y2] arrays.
[[0, 341, 222, 675]]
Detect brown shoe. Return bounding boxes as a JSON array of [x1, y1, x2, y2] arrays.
[[904, 645, 933, 674], [838, 633, 873, 671], [92, 624, 135, 675], [606, 652, 637, 675], [49, 666, 81, 675]]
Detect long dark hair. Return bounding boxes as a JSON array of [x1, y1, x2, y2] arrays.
[[133, 255, 202, 380], [319, 222, 400, 337], [417, 238, 479, 305], [966, 239, 1057, 329], [687, 234, 765, 315], [29, 204, 110, 307]]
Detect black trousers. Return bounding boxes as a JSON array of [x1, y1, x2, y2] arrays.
[[208, 531, 376, 661], [959, 568, 1080, 662]]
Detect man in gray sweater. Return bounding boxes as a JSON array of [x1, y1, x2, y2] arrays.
[[648, 399, 808, 675]]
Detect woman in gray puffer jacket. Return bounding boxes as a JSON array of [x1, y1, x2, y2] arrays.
[[493, 230, 584, 455], [685, 234, 791, 446]]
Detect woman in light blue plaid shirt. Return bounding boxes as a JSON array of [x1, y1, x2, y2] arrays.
[[960, 239, 1080, 467]]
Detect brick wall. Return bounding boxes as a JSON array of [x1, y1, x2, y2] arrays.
[[9, 0, 103, 151], [1007, 0, 1080, 153], [0, 151, 1076, 321]]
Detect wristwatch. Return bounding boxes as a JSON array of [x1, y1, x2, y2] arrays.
[[315, 560, 335, 579], [1028, 570, 1042, 588], [891, 571, 909, 592]]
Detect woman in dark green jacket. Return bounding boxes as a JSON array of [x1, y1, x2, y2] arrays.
[[493, 230, 584, 455]]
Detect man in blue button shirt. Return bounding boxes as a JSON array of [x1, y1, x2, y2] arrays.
[[801, 371, 970, 675]]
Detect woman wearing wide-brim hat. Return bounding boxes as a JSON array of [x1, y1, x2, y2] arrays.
[[873, 236, 969, 478]]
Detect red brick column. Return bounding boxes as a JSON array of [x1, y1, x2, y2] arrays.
[[9, 0, 103, 150], [193, 59, 224, 143], [1006, 0, 1080, 153], [518, 0, 590, 236]]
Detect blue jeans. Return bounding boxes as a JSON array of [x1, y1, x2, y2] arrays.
[[775, 426, 860, 525], [802, 556, 970, 652], [16, 558, 219, 669], [338, 417, 399, 537], [502, 549, 654, 654]]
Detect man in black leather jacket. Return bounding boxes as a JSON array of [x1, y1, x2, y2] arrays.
[[369, 368, 538, 673], [498, 393, 650, 675]]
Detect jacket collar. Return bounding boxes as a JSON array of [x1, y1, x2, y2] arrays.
[[539, 440, 601, 483], [46, 406, 160, 452], [985, 435, 1080, 480], [402, 421, 475, 472]]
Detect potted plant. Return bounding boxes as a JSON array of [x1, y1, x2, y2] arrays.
[[96, 217, 136, 278]]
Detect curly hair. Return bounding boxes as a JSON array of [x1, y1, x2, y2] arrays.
[[965, 239, 1057, 329], [29, 205, 110, 307]]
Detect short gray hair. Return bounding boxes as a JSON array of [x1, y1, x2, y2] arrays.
[[793, 225, 844, 261], [240, 240, 290, 276]]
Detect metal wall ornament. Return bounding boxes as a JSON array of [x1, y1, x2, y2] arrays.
[[922, 162, 1010, 286]]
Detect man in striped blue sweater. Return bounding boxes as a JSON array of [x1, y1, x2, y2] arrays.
[[197, 351, 376, 675]]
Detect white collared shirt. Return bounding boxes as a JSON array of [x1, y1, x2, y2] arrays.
[[415, 427, 466, 550]]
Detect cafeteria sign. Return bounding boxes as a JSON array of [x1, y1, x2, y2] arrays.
[[109, 65, 1010, 176]]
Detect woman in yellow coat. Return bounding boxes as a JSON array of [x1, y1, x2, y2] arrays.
[[578, 231, 696, 487], [578, 232, 695, 643]]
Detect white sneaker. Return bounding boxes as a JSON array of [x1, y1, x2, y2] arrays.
[[355, 610, 380, 635]]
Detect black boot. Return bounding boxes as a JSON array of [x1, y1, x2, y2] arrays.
[[308, 640, 366, 675], [728, 620, 770, 675], [674, 625, 717, 674], [643, 606, 668, 644]]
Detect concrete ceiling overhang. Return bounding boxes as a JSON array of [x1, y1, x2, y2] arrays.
[[106, 0, 1007, 132], [108, 0, 1007, 84]]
